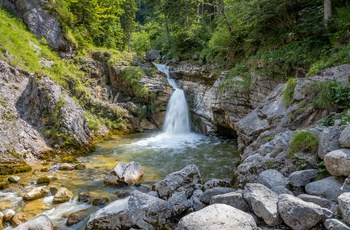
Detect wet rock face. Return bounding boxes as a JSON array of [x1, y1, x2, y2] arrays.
[[0, 0, 73, 54]]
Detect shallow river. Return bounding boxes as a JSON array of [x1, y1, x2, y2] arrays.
[[0, 132, 239, 229]]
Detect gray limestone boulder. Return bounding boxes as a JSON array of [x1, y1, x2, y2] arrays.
[[325, 149, 350, 177], [339, 176, 350, 195], [278, 194, 333, 230], [340, 125, 350, 148], [200, 187, 236, 204], [324, 219, 350, 230], [145, 50, 161, 61], [203, 179, 230, 191], [305, 176, 344, 201], [289, 169, 318, 187], [338, 193, 350, 225], [318, 126, 343, 159], [244, 183, 281, 226], [176, 204, 257, 230], [210, 190, 250, 212], [298, 194, 337, 212], [189, 189, 204, 211], [153, 164, 201, 199], [86, 197, 135, 230], [167, 191, 191, 216], [128, 191, 171, 229], [14, 214, 54, 230], [258, 169, 288, 189], [23, 187, 49, 201], [104, 161, 144, 186]]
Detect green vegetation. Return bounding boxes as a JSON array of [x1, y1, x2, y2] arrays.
[[318, 111, 350, 126], [0, 162, 32, 175], [37, 176, 51, 184], [288, 130, 319, 156], [282, 78, 297, 107]]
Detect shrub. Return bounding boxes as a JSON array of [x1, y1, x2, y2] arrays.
[[288, 130, 318, 156], [282, 78, 297, 107]]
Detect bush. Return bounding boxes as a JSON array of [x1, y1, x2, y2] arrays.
[[288, 130, 319, 156], [282, 78, 297, 107]]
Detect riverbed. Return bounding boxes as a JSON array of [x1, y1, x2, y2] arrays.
[[0, 132, 239, 229]]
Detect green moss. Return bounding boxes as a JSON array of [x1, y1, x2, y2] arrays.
[[282, 78, 296, 107], [288, 130, 319, 156], [0, 163, 32, 175], [61, 155, 78, 163], [0, 181, 9, 189], [37, 176, 51, 184]]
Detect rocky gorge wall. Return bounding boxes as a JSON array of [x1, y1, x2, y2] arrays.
[[169, 63, 281, 136]]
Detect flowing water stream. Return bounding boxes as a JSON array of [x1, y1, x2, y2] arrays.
[[0, 64, 239, 229]]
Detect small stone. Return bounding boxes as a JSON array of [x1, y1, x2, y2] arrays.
[[8, 176, 20, 183], [23, 187, 49, 201], [53, 187, 72, 204], [4, 209, 15, 221], [11, 213, 27, 227]]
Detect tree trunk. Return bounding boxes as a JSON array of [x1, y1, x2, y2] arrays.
[[324, 0, 332, 22], [217, 0, 234, 38]]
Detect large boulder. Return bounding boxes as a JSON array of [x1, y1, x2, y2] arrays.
[[23, 187, 49, 201], [325, 149, 350, 177], [305, 176, 344, 201], [153, 164, 201, 199], [324, 218, 350, 230], [177, 204, 257, 230], [14, 214, 54, 230], [128, 191, 171, 229], [318, 126, 343, 159], [278, 194, 332, 230], [86, 197, 135, 230], [104, 161, 144, 186], [289, 169, 318, 187], [298, 194, 337, 212], [210, 191, 250, 212], [339, 125, 350, 148], [243, 183, 281, 226], [338, 193, 350, 225]]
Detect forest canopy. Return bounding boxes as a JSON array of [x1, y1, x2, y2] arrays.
[[52, 0, 350, 78]]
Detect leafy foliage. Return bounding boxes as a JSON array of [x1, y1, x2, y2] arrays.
[[288, 130, 319, 156], [282, 78, 297, 107]]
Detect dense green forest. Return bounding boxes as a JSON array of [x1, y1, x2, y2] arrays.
[[2, 0, 350, 79]]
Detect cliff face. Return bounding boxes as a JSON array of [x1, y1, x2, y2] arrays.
[[0, 0, 74, 56], [170, 63, 280, 136]]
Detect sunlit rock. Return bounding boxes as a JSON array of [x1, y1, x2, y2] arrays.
[[104, 161, 144, 186], [177, 204, 257, 230], [23, 187, 49, 201], [14, 214, 53, 230], [53, 187, 72, 204]]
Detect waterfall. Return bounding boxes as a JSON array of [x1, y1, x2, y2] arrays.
[[154, 63, 190, 135]]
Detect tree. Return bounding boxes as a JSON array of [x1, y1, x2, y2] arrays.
[[324, 0, 332, 22]]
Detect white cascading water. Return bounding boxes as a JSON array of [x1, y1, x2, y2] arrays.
[[154, 63, 190, 135]]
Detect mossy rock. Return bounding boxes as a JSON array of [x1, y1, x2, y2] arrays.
[[37, 176, 51, 184], [0, 181, 9, 189], [61, 156, 78, 163], [0, 163, 32, 175]]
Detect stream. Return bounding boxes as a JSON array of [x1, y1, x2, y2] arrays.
[[0, 132, 239, 229], [0, 63, 239, 229]]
